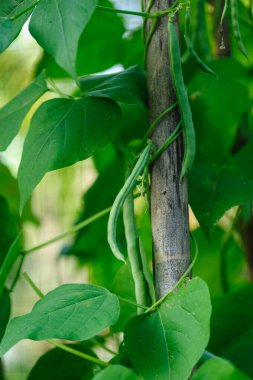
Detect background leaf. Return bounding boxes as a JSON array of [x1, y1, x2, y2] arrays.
[[27, 344, 95, 380], [192, 358, 250, 380], [18, 97, 122, 210], [0, 284, 120, 357], [0, 72, 47, 151], [124, 278, 211, 380], [29, 0, 98, 78]]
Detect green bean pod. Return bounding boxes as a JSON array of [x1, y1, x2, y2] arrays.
[[123, 192, 149, 312], [184, 6, 218, 79], [168, 18, 196, 179], [231, 0, 249, 61], [107, 144, 151, 262]]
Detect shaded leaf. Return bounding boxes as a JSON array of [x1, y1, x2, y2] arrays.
[[0, 196, 17, 266], [189, 143, 253, 238], [27, 344, 95, 380], [124, 278, 211, 380], [0, 234, 21, 298], [0, 72, 47, 151], [192, 358, 250, 380], [0, 289, 11, 342], [92, 365, 139, 380], [0, 284, 120, 356], [29, 0, 98, 78], [0, 0, 35, 52], [18, 97, 122, 211]]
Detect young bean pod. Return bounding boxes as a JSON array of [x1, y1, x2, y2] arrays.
[[231, 0, 249, 61], [168, 18, 196, 179], [123, 192, 149, 312], [184, 6, 218, 79], [107, 144, 151, 262]]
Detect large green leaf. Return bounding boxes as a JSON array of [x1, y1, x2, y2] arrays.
[[0, 284, 120, 357], [27, 344, 95, 380], [189, 143, 253, 238], [0, 0, 35, 52], [92, 365, 139, 380], [0, 289, 11, 342], [29, 0, 98, 78], [35, 0, 125, 78], [192, 358, 251, 380], [124, 277, 211, 380], [18, 97, 121, 211], [0, 72, 47, 151]]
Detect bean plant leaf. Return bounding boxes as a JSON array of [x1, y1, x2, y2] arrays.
[[0, 0, 35, 52], [0, 72, 47, 151], [0, 289, 11, 342], [29, 0, 98, 79], [124, 277, 211, 380], [0, 284, 120, 357], [80, 66, 147, 106], [92, 365, 139, 380], [189, 143, 253, 238], [192, 358, 251, 380], [18, 97, 121, 211], [0, 196, 17, 266], [27, 344, 95, 380]]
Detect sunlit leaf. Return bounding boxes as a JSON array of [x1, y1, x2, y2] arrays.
[[92, 365, 139, 380], [0, 284, 120, 356]]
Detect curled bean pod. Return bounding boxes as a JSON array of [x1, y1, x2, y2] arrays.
[[231, 0, 249, 61], [168, 18, 196, 179], [184, 6, 218, 79], [107, 144, 151, 263]]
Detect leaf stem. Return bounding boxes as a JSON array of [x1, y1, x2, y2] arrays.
[[96, 5, 156, 19], [145, 234, 199, 312], [23, 207, 111, 255], [23, 272, 110, 367], [117, 295, 149, 310], [90, 338, 117, 356], [48, 339, 109, 367], [23, 272, 44, 297], [137, 102, 178, 153]]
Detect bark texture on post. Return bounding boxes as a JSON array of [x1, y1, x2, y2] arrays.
[[144, 0, 190, 298]]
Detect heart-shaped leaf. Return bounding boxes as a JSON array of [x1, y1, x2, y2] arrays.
[[29, 0, 98, 78], [0, 284, 120, 357], [0, 72, 47, 151], [124, 277, 211, 380], [18, 96, 121, 211]]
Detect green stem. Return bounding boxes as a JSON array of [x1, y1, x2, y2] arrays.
[[90, 338, 117, 356], [9, 254, 25, 292], [23, 272, 109, 367], [117, 295, 148, 310], [144, 17, 158, 66], [149, 120, 182, 164], [146, 234, 198, 312], [137, 102, 178, 153], [23, 272, 44, 298], [48, 339, 109, 367], [23, 207, 111, 255], [96, 5, 156, 19]]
